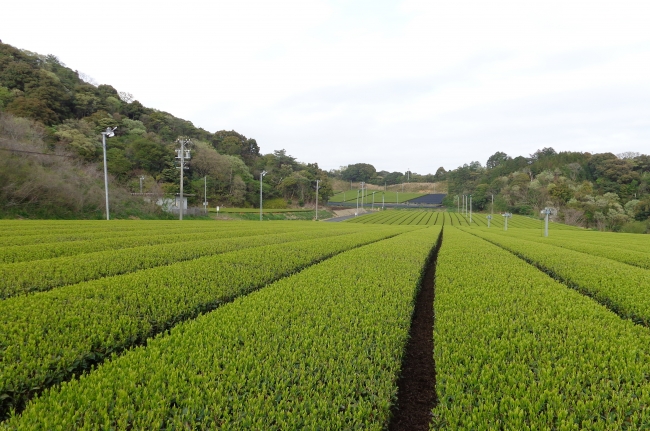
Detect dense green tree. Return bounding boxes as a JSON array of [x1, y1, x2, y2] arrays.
[[486, 151, 510, 169], [342, 163, 376, 182], [129, 138, 171, 174], [6, 97, 58, 125]]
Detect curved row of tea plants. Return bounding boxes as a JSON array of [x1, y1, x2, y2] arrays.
[[0, 227, 411, 419], [4, 227, 440, 430], [463, 228, 650, 326], [0, 224, 301, 264], [487, 228, 650, 270], [433, 227, 650, 429], [0, 226, 362, 298], [0, 224, 222, 247]]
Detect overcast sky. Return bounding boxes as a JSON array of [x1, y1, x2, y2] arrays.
[[3, 0, 650, 174]]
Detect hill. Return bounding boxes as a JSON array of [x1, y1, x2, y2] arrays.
[[0, 41, 333, 218]]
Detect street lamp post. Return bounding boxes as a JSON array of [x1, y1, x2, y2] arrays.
[[100, 127, 117, 220], [259, 170, 267, 221], [139, 175, 145, 195]]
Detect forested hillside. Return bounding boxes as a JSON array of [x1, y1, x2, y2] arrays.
[[0, 41, 332, 218], [440, 148, 650, 232]]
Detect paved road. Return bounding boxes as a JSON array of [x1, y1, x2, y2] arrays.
[[324, 214, 366, 222]]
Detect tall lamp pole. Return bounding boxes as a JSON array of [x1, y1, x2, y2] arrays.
[[259, 170, 267, 221], [100, 127, 117, 220], [139, 175, 145, 194]]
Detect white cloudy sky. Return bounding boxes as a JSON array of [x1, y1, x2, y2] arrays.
[[3, 0, 650, 174]]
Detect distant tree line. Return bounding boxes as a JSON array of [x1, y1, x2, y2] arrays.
[[443, 147, 650, 232], [330, 163, 447, 186]]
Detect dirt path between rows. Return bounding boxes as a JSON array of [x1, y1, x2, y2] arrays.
[[388, 234, 439, 431]]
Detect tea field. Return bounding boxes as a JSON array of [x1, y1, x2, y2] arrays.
[[1, 217, 650, 429]]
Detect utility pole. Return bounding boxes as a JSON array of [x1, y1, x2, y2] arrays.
[[356, 189, 359, 216], [100, 127, 117, 220], [469, 194, 472, 224], [407, 168, 410, 182], [139, 175, 145, 195], [487, 214, 492, 228], [397, 191, 399, 204], [372, 191, 376, 210], [457, 195, 460, 213], [203, 176, 208, 214], [259, 170, 267, 221], [361, 181, 366, 208], [382, 193, 385, 210], [315, 179, 320, 220], [175, 137, 191, 221]]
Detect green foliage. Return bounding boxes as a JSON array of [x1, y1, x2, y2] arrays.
[[433, 227, 650, 428], [4, 224, 435, 429], [263, 198, 287, 209], [0, 223, 407, 420], [341, 163, 376, 182]]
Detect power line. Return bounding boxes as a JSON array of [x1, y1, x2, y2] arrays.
[[0, 147, 73, 158]]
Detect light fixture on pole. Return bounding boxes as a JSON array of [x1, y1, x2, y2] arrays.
[[100, 127, 117, 220], [175, 137, 191, 221], [259, 170, 267, 221], [315, 179, 320, 220], [139, 175, 145, 195], [502, 212, 512, 231], [541, 207, 552, 237]]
